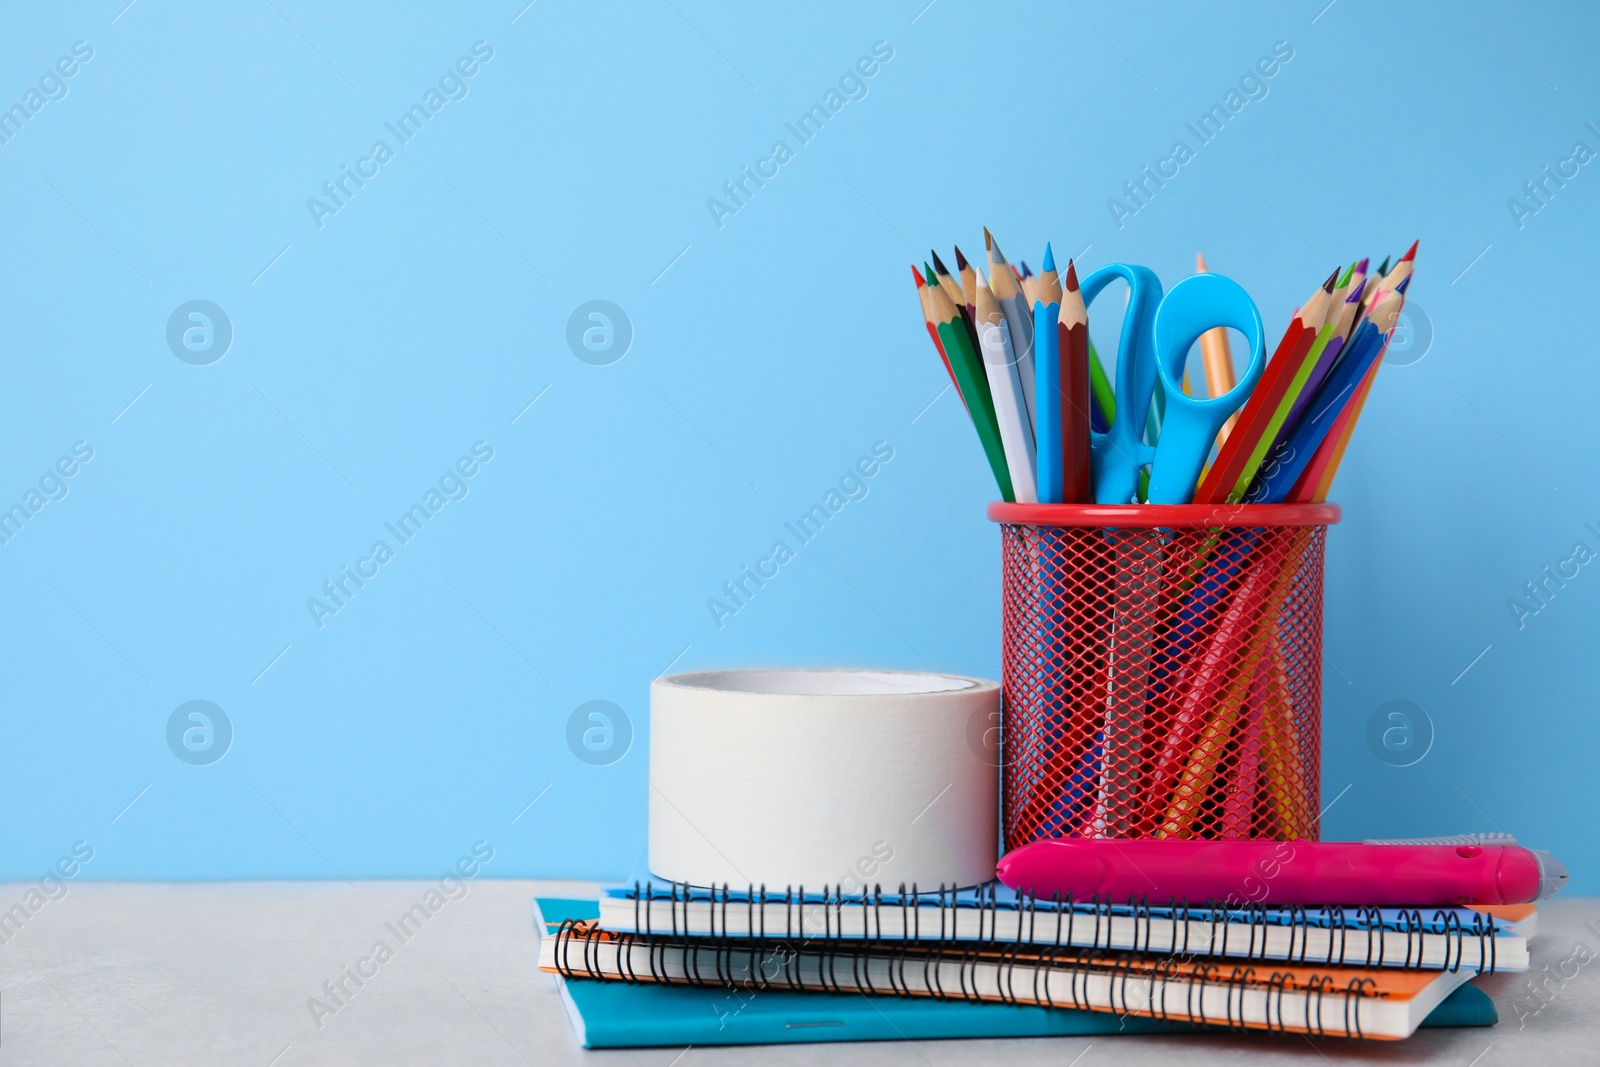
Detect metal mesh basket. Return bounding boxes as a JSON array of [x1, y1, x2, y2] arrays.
[[989, 502, 1338, 851]]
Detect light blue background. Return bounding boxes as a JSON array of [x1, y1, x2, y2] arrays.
[[2, 1, 1596, 888]]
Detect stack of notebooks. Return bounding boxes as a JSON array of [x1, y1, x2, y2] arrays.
[[535, 881, 1535, 1047]]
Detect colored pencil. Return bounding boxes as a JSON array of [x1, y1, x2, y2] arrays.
[[1058, 260, 1094, 503], [1032, 246, 1065, 504], [1155, 544, 1296, 838], [1247, 288, 1402, 503], [1019, 260, 1040, 306], [1362, 239, 1415, 314], [953, 245, 978, 318], [1194, 253, 1237, 394], [1212, 274, 1362, 503], [929, 250, 962, 307], [1221, 667, 1267, 838], [975, 267, 1038, 503], [1094, 526, 1162, 837], [1191, 269, 1338, 504], [1343, 256, 1371, 332], [1349, 256, 1370, 297], [926, 276, 1015, 501], [1294, 277, 1411, 503], [914, 264, 964, 406], [985, 229, 1039, 431], [1195, 252, 1238, 446], [931, 249, 982, 356], [1268, 276, 1367, 457], [1087, 339, 1114, 434]]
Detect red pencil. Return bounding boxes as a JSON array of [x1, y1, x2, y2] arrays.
[[1361, 238, 1416, 315], [913, 264, 963, 403], [1192, 269, 1339, 505]]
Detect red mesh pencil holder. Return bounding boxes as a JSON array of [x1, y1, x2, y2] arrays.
[[988, 502, 1340, 852]]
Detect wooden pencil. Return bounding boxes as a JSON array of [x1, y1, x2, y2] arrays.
[[1019, 260, 1040, 306], [1058, 260, 1093, 504], [1191, 269, 1338, 504], [1032, 246, 1064, 503], [1215, 272, 1365, 502], [1295, 277, 1411, 503], [1195, 252, 1239, 447], [975, 267, 1038, 503], [953, 245, 978, 318], [914, 264, 963, 403], [1362, 240, 1415, 314], [929, 249, 962, 303], [931, 249, 982, 355], [1267, 276, 1367, 457], [985, 229, 1039, 431], [1249, 286, 1403, 503], [927, 276, 1015, 501]]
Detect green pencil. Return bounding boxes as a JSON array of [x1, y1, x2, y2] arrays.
[[927, 276, 1015, 501]]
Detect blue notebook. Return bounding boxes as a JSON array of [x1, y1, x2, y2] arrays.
[[533, 898, 1496, 1049]]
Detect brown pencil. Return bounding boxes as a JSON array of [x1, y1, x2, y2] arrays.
[[1058, 260, 1093, 503]]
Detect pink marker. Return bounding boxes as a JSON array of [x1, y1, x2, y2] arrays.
[[995, 838, 1567, 907]]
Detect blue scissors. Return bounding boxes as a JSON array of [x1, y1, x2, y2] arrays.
[[1081, 265, 1268, 504]]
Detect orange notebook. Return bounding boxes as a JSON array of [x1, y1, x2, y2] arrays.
[[541, 919, 1471, 1040]]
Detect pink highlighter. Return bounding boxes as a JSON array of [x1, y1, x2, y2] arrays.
[[995, 838, 1568, 907]]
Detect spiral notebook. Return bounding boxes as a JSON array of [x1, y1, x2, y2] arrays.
[[540, 916, 1474, 1040], [534, 898, 1497, 1049], [600, 880, 1529, 973]]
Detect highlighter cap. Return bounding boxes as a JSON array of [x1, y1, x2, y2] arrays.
[[1535, 850, 1569, 900]]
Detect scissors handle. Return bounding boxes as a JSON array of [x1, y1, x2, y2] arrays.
[[1080, 264, 1164, 505], [1144, 272, 1266, 505]]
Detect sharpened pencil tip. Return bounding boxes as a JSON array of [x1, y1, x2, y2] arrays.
[[911, 264, 925, 285], [1042, 243, 1055, 273], [975, 265, 990, 290], [1376, 255, 1392, 276], [1196, 251, 1209, 272], [1356, 257, 1370, 274], [987, 231, 1008, 265], [1395, 275, 1411, 294], [1065, 259, 1079, 291], [930, 249, 949, 275], [1347, 278, 1367, 302], [953, 245, 970, 271], [1321, 268, 1339, 292], [1400, 239, 1418, 263], [1336, 262, 1355, 287], [1018, 261, 1033, 278]]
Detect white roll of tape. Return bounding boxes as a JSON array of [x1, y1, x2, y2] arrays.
[[649, 668, 999, 890]]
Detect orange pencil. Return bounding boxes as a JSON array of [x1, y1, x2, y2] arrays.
[[1196, 252, 1239, 446]]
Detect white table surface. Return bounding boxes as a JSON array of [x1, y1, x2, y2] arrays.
[[1, 880, 1595, 1065]]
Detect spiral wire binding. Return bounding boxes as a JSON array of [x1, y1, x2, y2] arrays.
[[619, 879, 1510, 975], [551, 915, 1397, 1035]]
